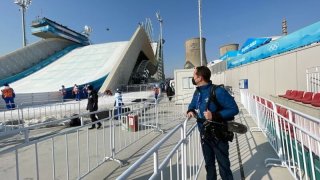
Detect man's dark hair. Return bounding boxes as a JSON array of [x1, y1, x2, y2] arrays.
[[195, 66, 211, 82]]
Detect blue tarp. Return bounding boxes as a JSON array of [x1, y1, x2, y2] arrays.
[[227, 21, 320, 69]]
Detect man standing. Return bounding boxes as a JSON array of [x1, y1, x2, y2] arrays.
[[73, 84, 80, 101], [87, 85, 101, 129], [114, 88, 123, 120], [187, 66, 239, 180], [59, 85, 67, 102], [153, 85, 160, 102], [82, 84, 89, 98], [166, 84, 174, 101], [1, 83, 16, 109]]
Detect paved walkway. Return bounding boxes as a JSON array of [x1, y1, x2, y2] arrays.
[[0, 96, 294, 180], [197, 106, 294, 180], [84, 102, 294, 179]]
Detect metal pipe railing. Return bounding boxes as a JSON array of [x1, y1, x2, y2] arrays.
[[240, 90, 320, 179], [117, 116, 204, 180], [0, 94, 191, 180], [306, 66, 320, 92]]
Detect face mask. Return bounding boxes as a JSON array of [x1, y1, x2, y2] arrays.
[[192, 78, 197, 85]]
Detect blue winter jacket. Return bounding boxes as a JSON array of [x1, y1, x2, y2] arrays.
[[188, 81, 239, 128]]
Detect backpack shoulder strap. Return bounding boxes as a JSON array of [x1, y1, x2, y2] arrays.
[[207, 84, 224, 111]]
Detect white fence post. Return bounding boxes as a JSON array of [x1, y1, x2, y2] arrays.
[[306, 66, 320, 92], [250, 97, 262, 132]]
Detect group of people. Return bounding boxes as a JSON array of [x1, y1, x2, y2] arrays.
[[60, 84, 124, 129], [87, 86, 124, 129], [59, 84, 91, 101], [152, 82, 175, 102]]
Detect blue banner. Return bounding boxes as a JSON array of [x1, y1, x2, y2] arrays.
[[227, 21, 320, 69], [220, 50, 239, 60], [239, 37, 271, 54]]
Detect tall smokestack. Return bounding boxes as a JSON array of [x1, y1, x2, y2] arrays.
[[219, 44, 239, 57], [282, 18, 288, 35], [185, 37, 207, 69]]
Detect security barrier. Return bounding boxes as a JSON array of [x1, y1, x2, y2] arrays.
[[0, 101, 82, 133], [307, 66, 320, 93], [0, 91, 154, 133], [240, 90, 320, 180], [0, 94, 191, 179], [117, 117, 203, 180]]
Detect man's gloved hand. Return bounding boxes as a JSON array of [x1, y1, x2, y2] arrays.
[[186, 109, 196, 118], [204, 109, 212, 121], [204, 109, 223, 123]]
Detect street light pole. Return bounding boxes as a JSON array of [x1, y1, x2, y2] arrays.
[[21, 7, 26, 47], [14, 0, 32, 47], [156, 12, 164, 81], [198, 0, 203, 66]]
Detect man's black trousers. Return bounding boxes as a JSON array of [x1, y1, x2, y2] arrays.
[[201, 138, 233, 180], [90, 110, 101, 127]]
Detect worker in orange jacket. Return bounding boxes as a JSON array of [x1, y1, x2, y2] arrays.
[[1, 83, 16, 109]]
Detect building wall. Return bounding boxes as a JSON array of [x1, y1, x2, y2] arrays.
[[99, 26, 157, 93], [296, 45, 320, 91], [221, 43, 320, 98], [174, 68, 194, 103], [176, 43, 320, 102], [247, 63, 260, 94], [274, 53, 297, 95], [211, 72, 225, 85]]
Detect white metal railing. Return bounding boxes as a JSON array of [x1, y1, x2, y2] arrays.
[[0, 99, 154, 144], [0, 91, 62, 110], [240, 90, 320, 180], [117, 117, 203, 180], [0, 94, 191, 180], [0, 101, 82, 133], [0, 90, 156, 133], [119, 84, 155, 93], [307, 66, 320, 92]]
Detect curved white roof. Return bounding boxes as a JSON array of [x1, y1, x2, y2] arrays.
[[12, 41, 128, 93]]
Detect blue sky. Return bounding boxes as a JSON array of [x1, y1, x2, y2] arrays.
[[1, 0, 320, 77]]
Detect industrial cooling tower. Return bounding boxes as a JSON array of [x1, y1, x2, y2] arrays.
[[184, 37, 207, 69], [219, 44, 239, 56]]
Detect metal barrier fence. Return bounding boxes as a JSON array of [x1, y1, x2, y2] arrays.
[[117, 117, 203, 180], [0, 98, 156, 141], [306, 66, 320, 93], [119, 84, 155, 93], [240, 90, 320, 180], [0, 90, 155, 133], [0, 94, 191, 180], [0, 101, 82, 133], [0, 91, 62, 110]]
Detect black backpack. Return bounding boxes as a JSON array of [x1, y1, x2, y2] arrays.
[[206, 84, 236, 121], [202, 84, 237, 142], [70, 114, 81, 127]]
